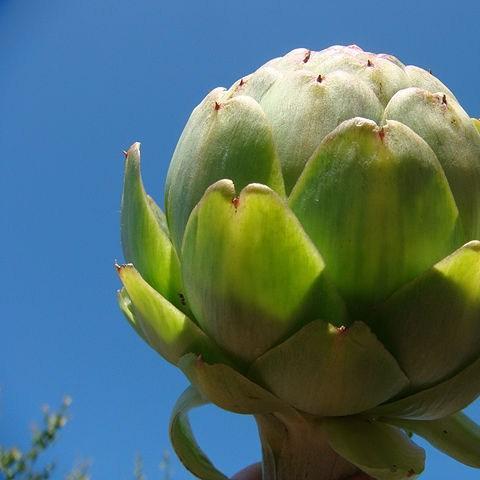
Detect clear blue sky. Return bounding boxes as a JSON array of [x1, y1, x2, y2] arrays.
[[1, 0, 479, 478]]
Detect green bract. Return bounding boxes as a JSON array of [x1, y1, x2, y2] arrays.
[[117, 45, 480, 480]]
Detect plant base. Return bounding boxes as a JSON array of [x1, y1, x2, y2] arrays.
[[255, 413, 364, 480]]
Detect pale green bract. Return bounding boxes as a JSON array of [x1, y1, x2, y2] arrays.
[[117, 45, 480, 480]]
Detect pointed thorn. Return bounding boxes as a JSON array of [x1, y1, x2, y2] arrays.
[[442, 94, 448, 105], [232, 196, 240, 209], [239, 78, 245, 86], [316, 74, 323, 83], [367, 59, 373, 67], [428, 69, 433, 75], [378, 127, 386, 141], [115, 262, 133, 273], [122, 150, 128, 158], [303, 50, 311, 63]]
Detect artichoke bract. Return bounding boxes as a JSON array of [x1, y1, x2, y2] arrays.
[[117, 45, 480, 480]]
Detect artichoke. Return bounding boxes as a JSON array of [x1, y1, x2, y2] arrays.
[[116, 45, 480, 480]]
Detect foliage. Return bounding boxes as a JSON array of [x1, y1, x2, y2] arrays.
[[0, 399, 173, 480], [0, 397, 81, 480]]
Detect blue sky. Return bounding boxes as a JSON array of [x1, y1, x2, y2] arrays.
[[1, 0, 480, 478]]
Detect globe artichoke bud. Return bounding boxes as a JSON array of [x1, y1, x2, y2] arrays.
[[116, 45, 480, 480]]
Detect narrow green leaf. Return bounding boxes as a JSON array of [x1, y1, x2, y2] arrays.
[[324, 417, 425, 480], [146, 194, 170, 236], [169, 387, 228, 480], [117, 288, 148, 342], [384, 412, 480, 468], [117, 264, 225, 365], [250, 321, 408, 417], [121, 142, 184, 309], [181, 180, 347, 362]]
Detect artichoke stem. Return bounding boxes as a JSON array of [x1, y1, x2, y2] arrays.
[[255, 413, 364, 480]]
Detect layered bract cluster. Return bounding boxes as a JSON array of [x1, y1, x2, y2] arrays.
[[117, 46, 480, 479]]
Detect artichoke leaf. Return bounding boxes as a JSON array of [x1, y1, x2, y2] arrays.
[[290, 117, 459, 314], [300, 49, 410, 107], [178, 353, 293, 415], [121, 143, 184, 309], [169, 386, 228, 480], [404, 66, 456, 100], [146, 194, 170, 237], [263, 47, 314, 72], [323, 416, 425, 480], [473, 118, 480, 134], [165, 88, 285, 251], [384, 86, 480, 240], [384, 412, 480, 468], [250, 320, 408, 417], [181, 179, 347, 363], [259, 69, 383, 192], [117, 264, 226, 365], [372, 241, 480, 390], [370, 352, 480, 420], [227, 67, 280, 103], [117, 287, 148, 343]]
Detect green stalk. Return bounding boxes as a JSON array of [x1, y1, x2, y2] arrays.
[[255, 412, 363, 480]]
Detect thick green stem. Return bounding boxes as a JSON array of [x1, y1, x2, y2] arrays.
[[255, 413, 362, 480]]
